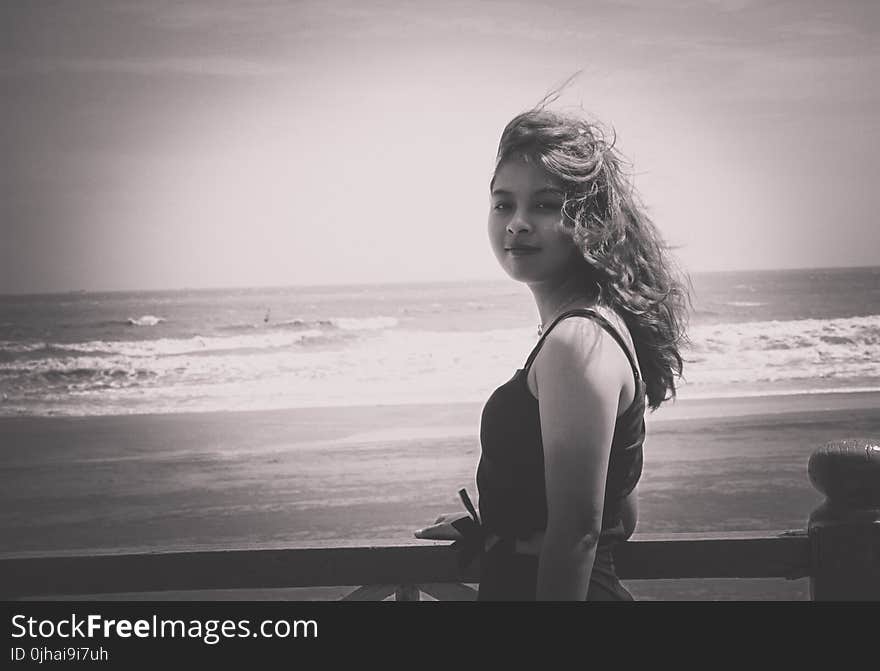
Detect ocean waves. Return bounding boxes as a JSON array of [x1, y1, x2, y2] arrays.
[[217, 316, 398, 334], [684, 314, 880, 386], [1, 313, 878, 417], [127, 315, 165, 326], [0, 315, 399, 359]]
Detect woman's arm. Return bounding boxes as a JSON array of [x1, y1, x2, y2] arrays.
[[532, 319, 629, 600]]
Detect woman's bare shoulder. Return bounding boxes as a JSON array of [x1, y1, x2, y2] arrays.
[[592, 305, 642, 376], [535, 315, 621, 378], [591, 304, 634, 342], [544, 313, 604, 350], [544, 307, 635, 360], [531, 309, 636, 406]]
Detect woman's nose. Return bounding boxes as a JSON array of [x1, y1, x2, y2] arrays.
[[506, 211, 531, 234]]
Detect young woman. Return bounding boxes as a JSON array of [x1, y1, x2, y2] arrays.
[[473, 101, 690, 600]]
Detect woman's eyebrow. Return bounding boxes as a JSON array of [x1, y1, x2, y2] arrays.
[[491, 187, 564, 196]]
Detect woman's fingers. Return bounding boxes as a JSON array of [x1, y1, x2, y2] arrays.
[[415, 512, 473, 539], [414, 522, 464, 541]]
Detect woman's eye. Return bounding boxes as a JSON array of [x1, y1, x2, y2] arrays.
[[493, 202, 511, 212], [535, 201, 561, 211]]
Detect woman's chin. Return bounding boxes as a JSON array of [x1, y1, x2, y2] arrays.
[[497, 258, 542, 283], [500, 261, 572, 286], [500, 267, 536, 283]]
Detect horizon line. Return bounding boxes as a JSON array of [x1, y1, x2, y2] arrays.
[[1, 263, 877, 298]]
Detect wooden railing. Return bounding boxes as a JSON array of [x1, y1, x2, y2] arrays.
[[2, 439, 877, 601]]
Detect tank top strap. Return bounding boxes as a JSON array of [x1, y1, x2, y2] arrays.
[[523, 308, 642, 384]]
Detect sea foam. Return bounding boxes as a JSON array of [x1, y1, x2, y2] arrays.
[[1, 313, 878, 417]]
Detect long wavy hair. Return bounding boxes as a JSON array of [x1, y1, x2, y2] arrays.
[[494, 98, 691, 410]]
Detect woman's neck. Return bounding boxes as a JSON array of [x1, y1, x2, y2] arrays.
[[529, 273, 598, 332]]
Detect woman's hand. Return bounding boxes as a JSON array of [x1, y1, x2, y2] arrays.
[[413, 512, 471, 540]]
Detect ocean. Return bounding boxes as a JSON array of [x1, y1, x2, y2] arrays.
[[1, 266, 879, 417]]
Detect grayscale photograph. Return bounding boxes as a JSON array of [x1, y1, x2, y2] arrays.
[[2, 0, 878, 608]]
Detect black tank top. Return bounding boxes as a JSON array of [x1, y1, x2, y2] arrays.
[[476, 307, 646, 544]]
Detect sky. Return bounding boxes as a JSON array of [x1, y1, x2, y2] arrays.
[[2, 0, 878, 293]]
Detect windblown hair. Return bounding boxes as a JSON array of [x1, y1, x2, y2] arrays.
[[494, 99, 691, 410]]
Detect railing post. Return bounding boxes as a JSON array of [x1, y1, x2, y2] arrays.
[[395, 584, 420, 601], [807, 438, 880, 600]]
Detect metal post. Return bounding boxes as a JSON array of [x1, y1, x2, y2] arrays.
[[394, 584, 420, 601], [807, 438, 880, 600]]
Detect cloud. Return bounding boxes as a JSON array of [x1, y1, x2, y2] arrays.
[[604, 0, 760, 11], [779, 17, 860, 37], [0, 56, 291, 79]]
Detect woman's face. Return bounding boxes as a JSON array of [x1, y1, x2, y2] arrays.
[[488, 157, 581, 285]]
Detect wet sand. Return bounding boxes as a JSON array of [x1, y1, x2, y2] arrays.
[[2, 390, 878, 600]]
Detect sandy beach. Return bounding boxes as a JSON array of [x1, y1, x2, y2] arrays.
[[2, 390, 879, 600]]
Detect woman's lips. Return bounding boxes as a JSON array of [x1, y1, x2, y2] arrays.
[[506, 247, 541, 256]]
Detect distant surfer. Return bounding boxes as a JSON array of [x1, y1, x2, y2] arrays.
[[264, 308, 271, 324]]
